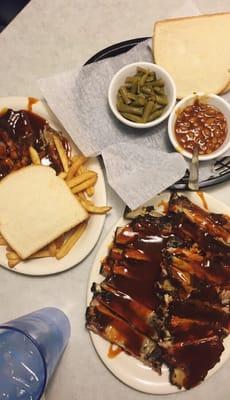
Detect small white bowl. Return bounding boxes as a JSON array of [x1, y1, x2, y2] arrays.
[[168, 93, 230, 161], [108, 62, 176, 129]]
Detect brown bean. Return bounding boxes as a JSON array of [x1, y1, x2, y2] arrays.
[[0, 130, 9, 142], [0, 142, 6, 159], [4, 158, 14, 169], [175, 100, 227, 155], [10, 150, 18, 160]]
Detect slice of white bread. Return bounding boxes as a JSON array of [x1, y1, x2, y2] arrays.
[[153, 13, 230, 99], [0, 165, 88, 259]]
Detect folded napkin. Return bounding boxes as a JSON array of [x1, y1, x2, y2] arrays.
[[39, 40, 189, 209], [39, 4, 229, 210], [102, 142, 186, 209]]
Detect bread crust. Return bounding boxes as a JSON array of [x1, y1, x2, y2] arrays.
[[0, 165, 88, 259], [153, 12, 230, 34], [153, 12, 230, 98]]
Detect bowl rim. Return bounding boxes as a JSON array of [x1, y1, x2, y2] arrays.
[[108, 61, 177, 129], [168, 93, 230, 161]]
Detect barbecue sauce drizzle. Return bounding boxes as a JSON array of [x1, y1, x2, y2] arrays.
[[92, 209, 230, 389], [27, 97, 38, 112], [196, 191, 208, 210], [0, 108, 69, 178], [108, 344, 123, 358]]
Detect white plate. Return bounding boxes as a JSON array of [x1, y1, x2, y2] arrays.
[[87, 191, 230, 394], [0, 97, 106, 276]]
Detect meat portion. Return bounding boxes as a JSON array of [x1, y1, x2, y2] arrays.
[[162, 335, 224, 389], [86, 298, 162, 371], [92, 282, 159, 339], [0, 108, 70, 178], [169, 193, 230, 245], [86, 193, 230, 390], [164, 241, 230, 287], [168, 315, 219, 340], [210, 212, 230, 233], [169, 299, 230, 335]]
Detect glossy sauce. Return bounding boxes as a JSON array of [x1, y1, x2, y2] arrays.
[[88, 198, 230, 389], [169, 315, 221, 341], [169, 194, 230, 244], [175, 100, 227, 155], [0, 108, 69, 178], [171, 217, 230, 286], [196, 192, 208, 210], [27, 97, 38, 112], [93, 304, 145, 357], [170, 300, 229, 328], [98, 287, 156, 337], [107, 219, 171, 311], [106, 274, 160, 310], [166, 336, 224, 389], [108, 344, 123, 358], [210, 213, 230, 232], [173, 213, 230, 255]]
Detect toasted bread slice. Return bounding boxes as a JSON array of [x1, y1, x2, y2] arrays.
[[0, 166, 88, 259], [153, 13, 230, 99]]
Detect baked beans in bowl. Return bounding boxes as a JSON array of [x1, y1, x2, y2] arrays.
[[168, 94, 230, 161]]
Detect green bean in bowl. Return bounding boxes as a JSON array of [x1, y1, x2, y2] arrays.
[[117, 67, 168, 123], [108, 62, 176, 129]]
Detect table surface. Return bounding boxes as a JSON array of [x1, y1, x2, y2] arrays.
[[0, 1, 230, 399]]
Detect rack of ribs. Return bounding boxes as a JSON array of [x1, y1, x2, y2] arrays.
[[86, 193, 230, 390]]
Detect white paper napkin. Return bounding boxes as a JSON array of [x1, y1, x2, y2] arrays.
[[39, 1, 230, 210], [102, 143, 186, 209]]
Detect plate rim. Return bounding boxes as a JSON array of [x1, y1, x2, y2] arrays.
[[84, 37, 150, 65], [0, 96, 107, 276], [86, 191, 230, 394]]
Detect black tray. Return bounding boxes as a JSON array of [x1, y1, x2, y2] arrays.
[[85, 37, 230, 190]]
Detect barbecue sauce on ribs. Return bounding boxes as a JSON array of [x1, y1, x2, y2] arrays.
[[86, 194, 230, 389]]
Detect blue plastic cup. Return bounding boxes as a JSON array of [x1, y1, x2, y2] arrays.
[[0, 307, 71, 400]]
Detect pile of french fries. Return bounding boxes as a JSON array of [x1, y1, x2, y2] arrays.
[[2, 133, 111, 268]]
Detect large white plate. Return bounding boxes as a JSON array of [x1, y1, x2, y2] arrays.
[[87, 191, 230, 394], [0, 97, 106, 276]]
